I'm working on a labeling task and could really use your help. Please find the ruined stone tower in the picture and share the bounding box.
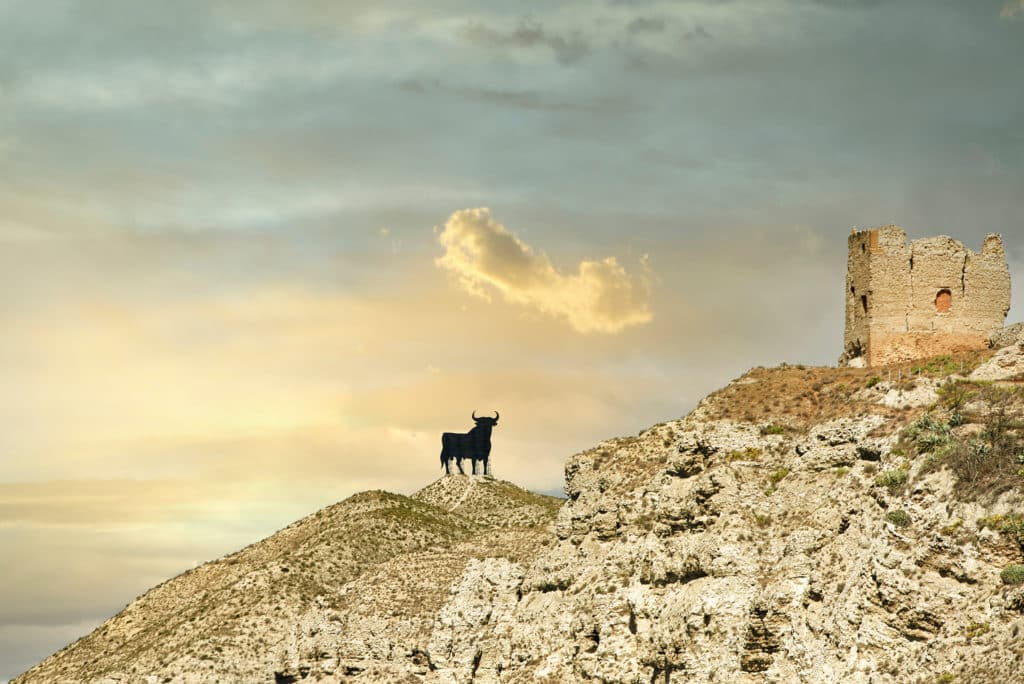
[840,225,1011,367]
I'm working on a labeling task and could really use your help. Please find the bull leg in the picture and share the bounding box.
[456,456,465,475]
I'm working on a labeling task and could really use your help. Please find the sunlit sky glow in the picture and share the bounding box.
[2,0,1023,678]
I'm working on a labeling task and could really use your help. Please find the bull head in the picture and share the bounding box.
[472,410,499,426]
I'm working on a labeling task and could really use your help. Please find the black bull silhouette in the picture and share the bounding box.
[440,411,499,475]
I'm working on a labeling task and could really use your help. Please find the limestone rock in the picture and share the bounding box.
[971,342,1024,381]
[989,322,1024,349]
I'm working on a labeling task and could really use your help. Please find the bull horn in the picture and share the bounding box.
[472,410,478,420]
[493,411,499,422]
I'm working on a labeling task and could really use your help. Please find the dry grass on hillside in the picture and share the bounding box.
[702,351,994,431]
[902,380,1024,501]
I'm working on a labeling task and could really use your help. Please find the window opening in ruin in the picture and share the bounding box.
[861,295,868,313]
[935,289,952,313]
[850,286,856,295]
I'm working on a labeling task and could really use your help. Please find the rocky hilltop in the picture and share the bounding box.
[16,343,1024,684]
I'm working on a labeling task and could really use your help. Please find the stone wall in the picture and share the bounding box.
[842,226,1010,367]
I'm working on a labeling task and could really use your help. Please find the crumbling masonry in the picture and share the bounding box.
[840,225,1011,367]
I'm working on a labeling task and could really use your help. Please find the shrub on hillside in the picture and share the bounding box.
[937,380,976,426]
[885,510,911,527]
[1000,564,1024,586]
[760,423,787,436]
[906,413,951,453]
[906,383,1023,497]
[727,447,762,462]
[875,468,908,491]
[978,514,1024,551]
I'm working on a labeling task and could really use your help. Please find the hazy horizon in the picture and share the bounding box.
[2,0,1023,679]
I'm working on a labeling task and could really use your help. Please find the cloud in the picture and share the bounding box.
[1003,0,1024,18]
[686,24,714,40]
[810,0,884,8]
[460,18,591,65]
[627,16,667,34]
[397,77,597,112]
[435,208,653,334]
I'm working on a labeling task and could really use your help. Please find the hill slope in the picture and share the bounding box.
[14,477,561,684]
[16,347,1024,683]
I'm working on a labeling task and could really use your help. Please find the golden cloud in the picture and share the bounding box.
[435,208,653,333]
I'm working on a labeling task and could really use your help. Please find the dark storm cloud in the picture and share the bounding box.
[809,0,886,8]
[397,77,607,112]
[685,24,714,39]
[627,16,668,33]
[460,18,592,65]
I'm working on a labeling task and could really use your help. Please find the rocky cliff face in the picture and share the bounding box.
[16,352,1024,684]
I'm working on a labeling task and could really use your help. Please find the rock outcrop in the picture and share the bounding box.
[15,360,1024,683]
[971,341,1024,382]
[990,322,1024,350]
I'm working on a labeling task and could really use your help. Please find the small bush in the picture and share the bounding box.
[906,413,950,453]
[885,510,911,527]
[760,423,787,436]
[866,376,882,388]
[999,516,1024,540]
[1000,564,1024,585]
[937,379,976,415]
[946,438,1014,490]
[834,467,849,476]
[875,468,908,491]
[940,520,962,536]
[769,467,790,485]
[935,673,955,684]
[965,622,990,640]
[977,513,1024,550]
[922,383,1024,496]
[727,447,762,462]
[754,513,771,528]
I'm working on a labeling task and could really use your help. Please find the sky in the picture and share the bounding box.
[1,0,1023,678]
